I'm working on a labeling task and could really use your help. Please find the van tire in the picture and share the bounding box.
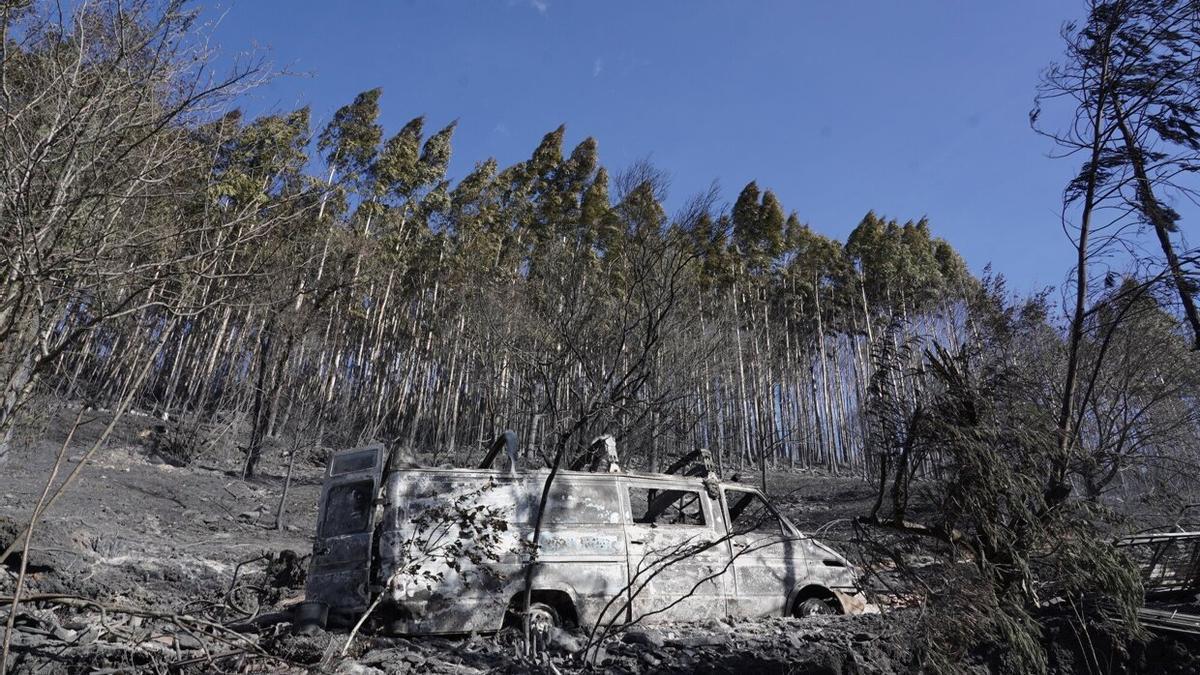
[293,602,328,635]
[505,591,578,630]
[794,596,837,617]
[527,602,561,631]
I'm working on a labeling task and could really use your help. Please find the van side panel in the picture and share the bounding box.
[719,487,810,617]
[378,471,628,633]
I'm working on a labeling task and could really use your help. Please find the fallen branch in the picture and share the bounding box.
[0,593,288,669]
[855,514,978,559]
[169,648,251,668]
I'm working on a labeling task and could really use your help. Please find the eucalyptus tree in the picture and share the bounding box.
[724,182,783,465]
[1099,0,1200,348]
[846,212,966,319]
[1036,0,1200,503]
[780,223,853,468]
[315,88,383,223]
[581,166,619,255]
[335,112,458,446]
[731,181,785,274]
[210,107,321,477]
[845,212,898,314]
[519,126,567,257]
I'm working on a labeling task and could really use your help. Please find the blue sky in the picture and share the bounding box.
[204,1,1088,293]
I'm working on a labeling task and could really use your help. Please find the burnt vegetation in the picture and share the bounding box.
[2,0,1200,673]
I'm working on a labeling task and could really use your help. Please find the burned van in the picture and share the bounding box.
[298,435,868,634]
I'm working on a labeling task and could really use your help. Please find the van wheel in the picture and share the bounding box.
[794,597,836,617]
[527,602,561,632]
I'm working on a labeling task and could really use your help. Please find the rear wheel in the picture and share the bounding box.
[527,601,561,632]
[794,597,837,617]
[293,602,328,635]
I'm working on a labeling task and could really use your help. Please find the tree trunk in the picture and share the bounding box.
[1111,95,1200,350]
[1055,32,1114,500]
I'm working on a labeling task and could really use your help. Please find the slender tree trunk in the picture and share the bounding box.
[1111,95,1200,350]
[0,352,36,465]
[731,285,752,468]
[244,318,275,478]
[1056,34,1114,498]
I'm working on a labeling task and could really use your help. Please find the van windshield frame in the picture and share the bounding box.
[722,488,791,537]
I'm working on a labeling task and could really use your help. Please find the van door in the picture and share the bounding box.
[306,445,384,622]
[622,480,730,622]
[722,488,806,617]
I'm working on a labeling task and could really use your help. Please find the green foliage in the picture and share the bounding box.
[318,88,383,176]
[211,107,311,207]
[846,211,969,315]
[731,181,785,272]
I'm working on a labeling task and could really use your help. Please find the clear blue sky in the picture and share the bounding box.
[204,0,1089,293]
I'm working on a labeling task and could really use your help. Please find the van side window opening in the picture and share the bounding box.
[323,480,374,536]
[628,487,706,526]
[725,490,784,536]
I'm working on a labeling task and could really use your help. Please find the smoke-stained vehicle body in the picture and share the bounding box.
[298,436,868,634]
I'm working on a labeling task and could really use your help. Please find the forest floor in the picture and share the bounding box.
[0,407,1193,673]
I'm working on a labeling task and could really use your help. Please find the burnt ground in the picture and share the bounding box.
[0,407,1193,673]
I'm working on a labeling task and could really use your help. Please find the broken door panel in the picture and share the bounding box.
[723,488,806,617]
[622,480,730,622]
[306,444,384,618]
